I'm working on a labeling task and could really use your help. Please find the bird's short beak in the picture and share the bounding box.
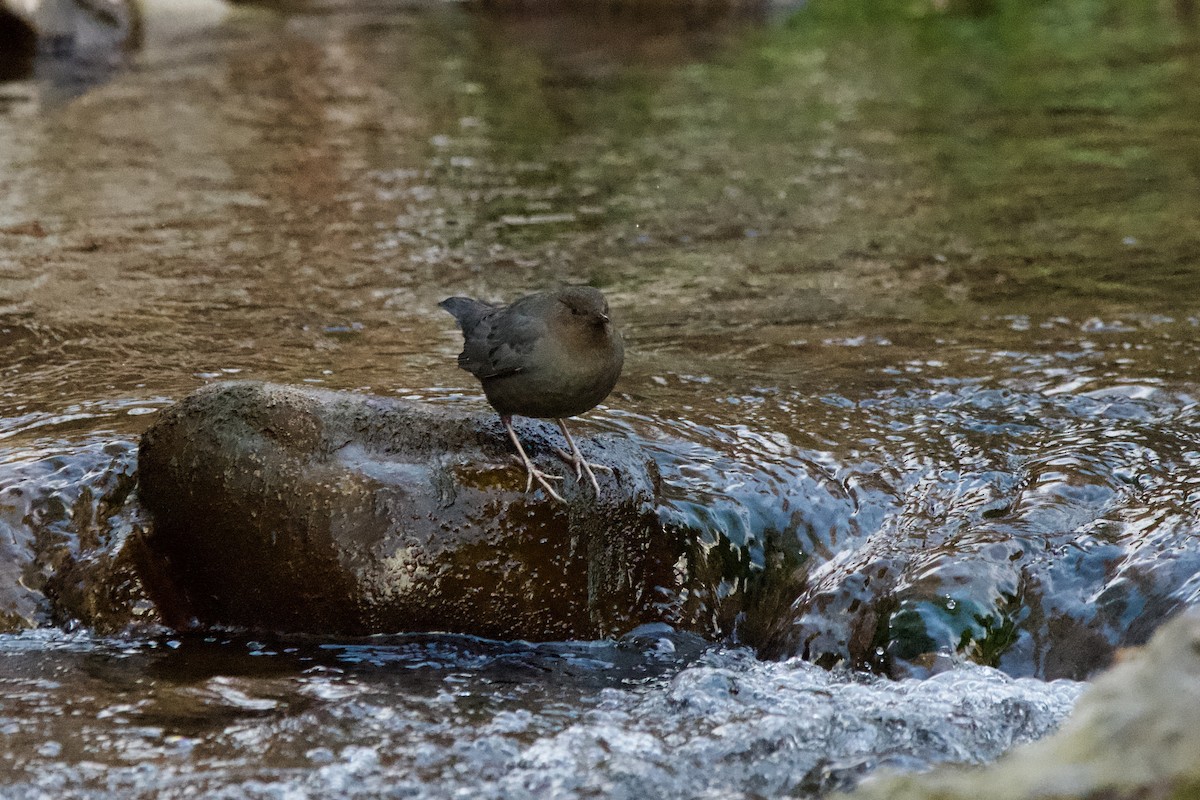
[599,313,610,324]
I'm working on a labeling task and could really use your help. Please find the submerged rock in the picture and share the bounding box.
[0,441,145,632]
[844,609,1200,800]
[135,381,683,639]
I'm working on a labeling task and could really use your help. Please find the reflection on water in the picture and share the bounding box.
[2,0,1200,795]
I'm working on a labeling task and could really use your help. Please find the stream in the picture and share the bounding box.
[2,0,1199,797]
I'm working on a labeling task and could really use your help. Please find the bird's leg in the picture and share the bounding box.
[553,418,611,495]
[502,415,565,503]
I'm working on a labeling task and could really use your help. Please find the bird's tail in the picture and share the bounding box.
[439,296,493,332]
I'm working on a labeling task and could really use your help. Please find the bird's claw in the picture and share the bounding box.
[553,420,615,495]
[552,447,611,494]
[552,448,613,474]
[529,469,566,502]
[510,455,566,502]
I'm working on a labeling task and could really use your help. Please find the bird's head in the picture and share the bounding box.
[556,286,612,330]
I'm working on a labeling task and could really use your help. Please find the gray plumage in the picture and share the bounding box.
[440,287,624,420]
[440,286,625,500]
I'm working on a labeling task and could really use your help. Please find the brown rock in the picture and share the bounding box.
[135,381,684,639]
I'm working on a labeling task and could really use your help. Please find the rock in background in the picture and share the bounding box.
[0,1,37,80]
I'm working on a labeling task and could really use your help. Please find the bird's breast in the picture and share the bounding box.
[482,329,623,419]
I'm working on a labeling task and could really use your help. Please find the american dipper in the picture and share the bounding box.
[440,286,624,502]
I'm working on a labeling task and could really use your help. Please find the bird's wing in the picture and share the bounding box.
[458,307,546,381]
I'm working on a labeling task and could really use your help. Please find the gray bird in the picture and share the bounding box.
[440,286,624,502]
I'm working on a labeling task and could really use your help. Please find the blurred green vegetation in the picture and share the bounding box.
[423,0,1200,323]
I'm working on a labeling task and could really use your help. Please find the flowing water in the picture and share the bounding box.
[1,0,1198,796]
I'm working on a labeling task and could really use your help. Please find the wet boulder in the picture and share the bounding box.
[134,381,683,639]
